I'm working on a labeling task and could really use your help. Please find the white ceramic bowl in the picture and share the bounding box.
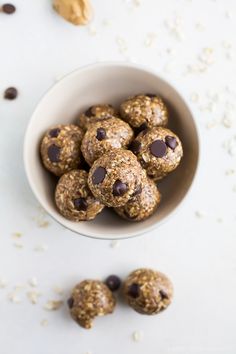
[24,62,199,240]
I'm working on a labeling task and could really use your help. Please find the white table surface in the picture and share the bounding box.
[0,1,236,353]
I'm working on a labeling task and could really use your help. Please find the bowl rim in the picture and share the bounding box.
[23,61,200,240]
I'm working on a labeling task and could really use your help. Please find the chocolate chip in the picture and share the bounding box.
[92,167,106,184]
[96,128,106,141]
[67,297,74,309]
[150,140,167,158]
[146,93,156,98]
[165,135,178,150]
[49,128,60,138]
[2,4,16,14]
[4,87,18,100]
[85,106,94,117]
[130,140,141,154]
[139,123,148,131]
[128,283,140,298]
[47,144,61,162]
[105,275,121,292]
[113,180,127,196]
[159,289,169,300]
[132,185,142,196]
[73,198,88,211]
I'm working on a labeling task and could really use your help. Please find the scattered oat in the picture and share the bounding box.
[110,240,120,248]
[164,14,185,41]
[221,114,232,128]
[34,243,49,252]
[27,290,41,304]
[12,232,22,238]
[52,286,64,295]
[33,207,50,228]
[195,210,205,218]
[132,330,143,342]
[87,24,97,36]
[195,22,205,31]
[28,277,38,288]
[225,168,235,176]
[8,292,22,304]
[44,300,63,311]
[116,36,128,54]
[40,319,49,327]
[0,277,7,289]
[102,18,111,26]
[198,47,214,65]
[144,32,157,47]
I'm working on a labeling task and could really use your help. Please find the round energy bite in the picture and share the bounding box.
[114,177,161,221]
[81,117,134,166]
[131,127,183,181]
[40,124,84,176]
[55,170,104,221]
[78,104,118,130]
[88,149,143,207]
[67,280,116,329]
[120,94,168,130]
[123,268,173,315]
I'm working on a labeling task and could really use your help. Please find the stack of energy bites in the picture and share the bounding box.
[40,94,183,222]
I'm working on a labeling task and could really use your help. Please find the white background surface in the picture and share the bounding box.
[0,0,236,353]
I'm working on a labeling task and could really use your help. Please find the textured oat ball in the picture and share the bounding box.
[114,176,161,221]
[120,94,168,130]
[88,149,144,207]
[55,170,104,221]
[81,117,134,166]
[130,127,183,181]
[78,104,118,130]
[67,280,116,329]
[40,124,84,176]
[123,268,173,315]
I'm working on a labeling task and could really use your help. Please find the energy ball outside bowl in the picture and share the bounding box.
[55,170,104,221]
[88,149,144,208]
[78,104,118,130]
[67,280,116,329]
[123,268,173,315]
[114,176,161,221]
[40,124,84,176]
[120,94,168,130]
[130,127,183,181]
[81,117,134,166]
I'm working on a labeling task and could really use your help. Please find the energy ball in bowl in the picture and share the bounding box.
[67,280,116,329]
[88,149,143,207]
[55,170,104,221]
[81,117,134,166]
[123,268,173,315]
[78,104,118,130]
[40,124,84,176]
[120,94,168,130]
[114,176,161,221]
[131,127,183,181]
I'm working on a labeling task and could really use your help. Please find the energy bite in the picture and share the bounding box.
[67,280,116,329]
[114,177,161,221]
[88,149,143,207]
[40,124,84,176]
[55,170,104,221]
[81,117,134,166]
[78,104,118,130]
[131,127,183,181]
[123,268,173,315]
[120,94,168,130]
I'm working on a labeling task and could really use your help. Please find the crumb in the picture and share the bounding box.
[144,32,157,47]
[28,277,38,287]
[87,25,97,36]
[110,240,120,248]
[44,300,63,311]
[52,286,64,295]
[0,277,7,289]
[12,232,22,238]
[27,290,41,304]
[132,330,143,342]
[40,319,49,327]
[195,210,205,218]
[8,292,22,304]
[13,242,23,249]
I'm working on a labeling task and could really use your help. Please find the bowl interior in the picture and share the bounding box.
[24,63,199,239]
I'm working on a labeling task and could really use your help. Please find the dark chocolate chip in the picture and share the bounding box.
[47,144,61,162]
[85,106,94,117]
[150,140,167,158]
[159,289,169,300]
[130,140,141,155]
[49,128,60,138]
[92,167,106,184]
[139,123,148,132]
[128,283,140,298]
[165,135,178,150]
[96,128,106,141]
[132,185,142,196]
[113,180,127,196]
[67,297,74,309]
[73,198,88,211]
[2,4,16,14]
[145,93,156,98]
[4,87,18,100]
[105,275,121,292]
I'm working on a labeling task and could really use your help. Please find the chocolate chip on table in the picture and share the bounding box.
[145,93,156,98]
[74,198,88,211]
[92,167,106,184]
[128,283,140,298]
[130,140,141,155]
[49,128,61,138]
[113,180,127,196]
[165,136,177,150]
[159,289,169,300]
[150,140,167,158]
[1,3,16,14]
[96,128,106,141]
[85,106,94,117]
[67,297,74,309]
[4,87,18,100]
[47,144,61,163]
[105,275,121,292]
